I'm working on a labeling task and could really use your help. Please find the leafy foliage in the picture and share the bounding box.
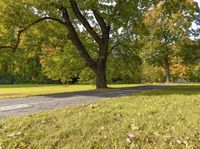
[0,0,199,84]
[141,0,198,81]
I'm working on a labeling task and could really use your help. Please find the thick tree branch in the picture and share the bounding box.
[90,8,110,58]
[92,9,110,35]
[61,7,96,69]
[69,0,102,45]
[0,17,65,51]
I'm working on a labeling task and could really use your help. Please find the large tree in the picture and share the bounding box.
[0,0,153,88]
[141,0,198,83]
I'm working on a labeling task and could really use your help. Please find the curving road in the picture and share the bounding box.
[0,85,170,119]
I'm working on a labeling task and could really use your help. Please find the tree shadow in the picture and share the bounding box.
[42,85,167,99]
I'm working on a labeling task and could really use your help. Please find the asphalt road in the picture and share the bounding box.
[0,85,169,119]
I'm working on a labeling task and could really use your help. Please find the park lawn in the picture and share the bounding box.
[0,84,142,99]
[0,85,199,148]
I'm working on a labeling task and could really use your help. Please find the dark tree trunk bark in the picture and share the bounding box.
[95,58,107,89]
[64,1,110,89]
[164,57,170,83]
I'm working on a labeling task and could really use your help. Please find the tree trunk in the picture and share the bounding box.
[61,2,110,89]
[95,58,107,89]
[164,57,170,83]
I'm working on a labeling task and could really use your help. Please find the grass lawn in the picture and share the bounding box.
[0,84,142,99]
[0,85,199,148]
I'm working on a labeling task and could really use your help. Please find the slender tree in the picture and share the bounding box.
[141,0,197,83]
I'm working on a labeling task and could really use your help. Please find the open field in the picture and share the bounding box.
[0,85,199,148]
[0,84,143,99]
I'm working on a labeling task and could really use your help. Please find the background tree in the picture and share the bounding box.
[107,39,142,83]
[141,0,198,83]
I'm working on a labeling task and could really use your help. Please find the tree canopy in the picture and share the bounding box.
[0,0,199,86]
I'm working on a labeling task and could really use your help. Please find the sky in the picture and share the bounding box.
[190,0,200,39]
[196,0,200,5]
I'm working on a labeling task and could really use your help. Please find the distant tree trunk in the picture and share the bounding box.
[10,64,15,84]
[164,57,170,83]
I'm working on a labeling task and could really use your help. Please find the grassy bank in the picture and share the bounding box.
[0,84,142,99]
[0,85,199,148]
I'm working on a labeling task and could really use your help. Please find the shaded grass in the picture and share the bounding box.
[0,85,199,148]
[0,84,142,99]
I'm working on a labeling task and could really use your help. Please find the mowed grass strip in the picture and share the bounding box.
[0,84,95,99]
[0,85,199,148]
[0,84,142,99]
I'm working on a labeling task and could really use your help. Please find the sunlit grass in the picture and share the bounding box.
[0,84,143,99]
[108,84,144,88]
[0,84,95,99]
[0,85,199,148]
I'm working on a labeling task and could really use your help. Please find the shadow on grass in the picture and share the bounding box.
[41,85,164,99]
[42,85,200,99]
[1,85,199,100]
[0,84,146,100]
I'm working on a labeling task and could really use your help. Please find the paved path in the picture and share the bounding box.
[0,85,169,118]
